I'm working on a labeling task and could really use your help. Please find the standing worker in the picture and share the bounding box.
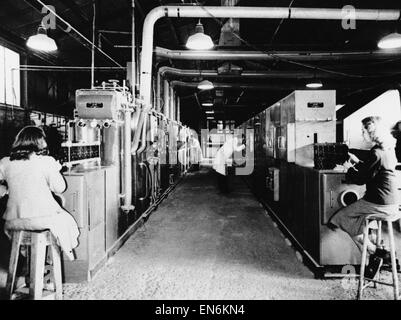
[212,134,245,193]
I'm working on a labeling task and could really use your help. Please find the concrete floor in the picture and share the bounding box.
[0,168,398,299]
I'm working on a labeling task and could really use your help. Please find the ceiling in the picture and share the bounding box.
[1,0,401,128]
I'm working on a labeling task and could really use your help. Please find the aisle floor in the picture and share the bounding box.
[61,168,392,300]
[0,168,397,299]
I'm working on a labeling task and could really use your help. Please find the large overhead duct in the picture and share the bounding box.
[170,81,305,90]
[154,46,401,62]
[133,5,401,155]
[157,66,351,80]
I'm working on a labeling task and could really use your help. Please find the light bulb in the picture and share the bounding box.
[27,27,57,52]
[306,80,323,89]
[198,80,214,90]
[186,22,214,50]
[378,32,401,49]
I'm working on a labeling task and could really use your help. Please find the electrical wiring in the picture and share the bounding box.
[269,0,297,45]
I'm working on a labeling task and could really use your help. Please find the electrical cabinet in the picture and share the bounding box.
[280,90,336,122]
[276,90,336,166]
[62,166,119,282]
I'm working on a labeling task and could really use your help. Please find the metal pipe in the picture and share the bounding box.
[20,64,126,70]
[164,80,170,118]
[170,80,311,90]
[137,113,148,154]
[98,30,132,35]
[135,5,401,151]
[170,86,175,121]
[156,71,161,112]
[91,1,96,88]
[155,46,401,61]
[131,0,136,94]
[177,96,180,123]
[158,66,344,79]
[120,0,136,213]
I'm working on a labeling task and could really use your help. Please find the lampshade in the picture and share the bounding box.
[27,26,57,52]
[186,22,214,50]
[306,80,323,89]
[378,32,401,49]
[198,80,214,90]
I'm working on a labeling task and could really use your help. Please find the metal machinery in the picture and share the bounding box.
[241,90,369,277]
[60,81,191,282]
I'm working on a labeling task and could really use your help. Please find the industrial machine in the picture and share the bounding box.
[240,89,375,276]
[60,81,191,282]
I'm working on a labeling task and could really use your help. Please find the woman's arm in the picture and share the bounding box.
[0,159,8,197]
[346,150,381,185]
[45,157,67,193]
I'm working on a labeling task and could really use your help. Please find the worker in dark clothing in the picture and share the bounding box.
[329,116,399,278]
[391,120,401,163]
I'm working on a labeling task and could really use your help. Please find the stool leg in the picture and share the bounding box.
[6,231,22,299]
[29,233,47,300]
[358,220,370,300]
[377,221,382,246]
[49,241,63,300]
[387,221,399,300]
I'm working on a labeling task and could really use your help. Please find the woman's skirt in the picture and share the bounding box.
[330,198,399,237]
[4,210,80,261]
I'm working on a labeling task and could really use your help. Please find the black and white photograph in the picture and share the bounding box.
[0,0,401,307]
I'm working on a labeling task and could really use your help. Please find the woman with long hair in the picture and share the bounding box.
[329,116,399,278]
[0,126,79,260]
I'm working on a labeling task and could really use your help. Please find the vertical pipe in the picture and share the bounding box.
[123,107,133,211]
[177,96,180,123]
[121,0,135,212]
[91,1,96,88]
[170,86,174,121]
[156,71,161,112]
[164,80,169,118]
[21,55,28,109]
[131,0,136,94]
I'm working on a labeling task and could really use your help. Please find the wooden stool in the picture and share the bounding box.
[358,214,401,300]
[6,230,63,300]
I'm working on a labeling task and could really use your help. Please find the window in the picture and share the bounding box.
[0,44,20,106]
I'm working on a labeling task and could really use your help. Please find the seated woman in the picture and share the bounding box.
[0,126,79,261]
[329,116,399,278]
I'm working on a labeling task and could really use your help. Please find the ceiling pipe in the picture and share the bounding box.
[170,81,307,90]
[158,66,343,80]
[164,80,170,118]
[155,46,401,61]
[134,5,401,154]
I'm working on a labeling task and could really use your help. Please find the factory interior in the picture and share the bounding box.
[1,0,401,303]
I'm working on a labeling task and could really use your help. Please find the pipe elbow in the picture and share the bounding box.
[144,6,166,28]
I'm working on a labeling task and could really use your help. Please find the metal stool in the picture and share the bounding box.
[6,230,63,300]
[358,214,401,300]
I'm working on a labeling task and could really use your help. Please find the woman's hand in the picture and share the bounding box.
[348,152,361,164]
[0,184,8,198]
[342,160,355,171]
